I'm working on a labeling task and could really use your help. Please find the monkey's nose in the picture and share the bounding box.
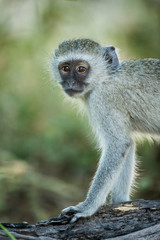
[67,79,76,87]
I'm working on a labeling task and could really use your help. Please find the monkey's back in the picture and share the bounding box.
[119,58,160,84]
[116,59,160,134]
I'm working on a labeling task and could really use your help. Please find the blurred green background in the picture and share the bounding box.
[0,0,160,223]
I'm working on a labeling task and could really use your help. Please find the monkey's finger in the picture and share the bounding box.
[70,213,82,223]
[61,207,78,216]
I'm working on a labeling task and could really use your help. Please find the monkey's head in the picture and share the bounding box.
[52,39,119,98]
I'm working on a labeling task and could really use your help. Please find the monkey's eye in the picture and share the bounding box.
[77,66,86,73]
[62,66,70,72]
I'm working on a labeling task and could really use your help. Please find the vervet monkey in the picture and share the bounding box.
[52,38,160,223]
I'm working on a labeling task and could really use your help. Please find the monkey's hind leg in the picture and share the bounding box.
[111,140,136,203]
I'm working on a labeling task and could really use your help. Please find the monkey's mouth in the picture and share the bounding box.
[64,89,83,96]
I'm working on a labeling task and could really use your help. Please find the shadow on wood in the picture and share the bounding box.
[0,199,160,240]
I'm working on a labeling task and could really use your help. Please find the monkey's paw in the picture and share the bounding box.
[61,202,98,223]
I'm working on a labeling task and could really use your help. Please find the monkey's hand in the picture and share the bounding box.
[61,201,99,223]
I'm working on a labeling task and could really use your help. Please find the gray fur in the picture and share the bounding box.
[52,38,160,223]
[54,38,102,57]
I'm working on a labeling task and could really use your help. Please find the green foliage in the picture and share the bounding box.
[0,224,17,240]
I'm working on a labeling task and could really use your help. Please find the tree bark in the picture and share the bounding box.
[1,199,160,240]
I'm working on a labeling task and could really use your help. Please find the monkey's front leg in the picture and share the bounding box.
[61,136,131,223]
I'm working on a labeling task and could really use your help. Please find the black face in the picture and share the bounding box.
[58,60,90,96]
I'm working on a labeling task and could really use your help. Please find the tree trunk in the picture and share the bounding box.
[1,199,160,240]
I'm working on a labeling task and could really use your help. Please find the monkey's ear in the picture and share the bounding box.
[103,46,119,73]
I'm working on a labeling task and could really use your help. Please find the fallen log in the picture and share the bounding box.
[0,199,160,240]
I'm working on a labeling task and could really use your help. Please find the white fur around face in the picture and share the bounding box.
[52,51,109,98]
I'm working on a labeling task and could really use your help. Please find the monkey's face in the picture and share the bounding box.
[58,60,90,97]
[53,39,119,98]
